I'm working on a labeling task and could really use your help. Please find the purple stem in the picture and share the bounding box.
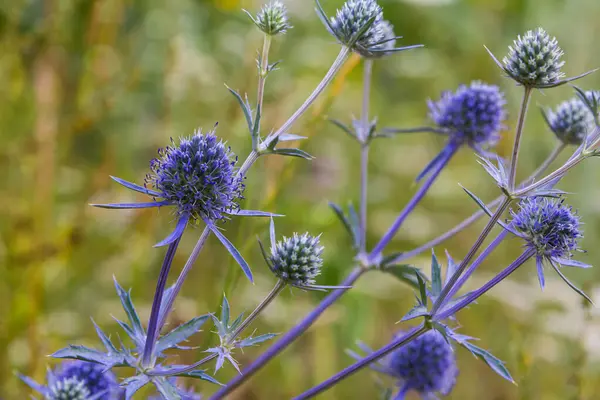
[141,238,181,367]
[436,249,535,320]
[210,267,366,399]
[437,229,510,312]
[369,142,459,260]
[293,325,429,400]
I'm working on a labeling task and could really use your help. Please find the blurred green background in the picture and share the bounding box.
[2,0,600,398]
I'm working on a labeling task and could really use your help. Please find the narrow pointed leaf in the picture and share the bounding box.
[431,251,442,297]
[401,304,428,322]
[460,185,516,233]
[122,375,151,400]
[156,315,209,353]
[91,201,171,209]
[278,133,307,142]
[18,374,47,394]
[110,176,161,197]
[416,272,428,307]
[270,148,314,160]
[549,259,594,304]
[208,223,253,282]
[176,369,222,385]
[536,257,546,290]
[229,313,245,332]
[314,0,336,38]
[91,319,118,354]
[221,295,230,328]
[236,333,277,348]
[153,377,181,400]
[382,264,426,290]
[483,45,506,72]
[155,213,189,247]
[113,277,145,338]
[329,118,358,140]
[51,345,121,366]
[269,217,276,251]
[225,85,253,133]
[555,258,592,268]
[460,341,514,383]
[227,210,283,217]
[328,202,356,246]
[257,238,273,268]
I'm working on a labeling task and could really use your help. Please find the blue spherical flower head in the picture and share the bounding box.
[55,361,119,399]
[511,197,589,291]
[388,330,458,399]
[543,97,595,145]
[269,232,324,287]
[428,81,507,152]
[147,129,244,223]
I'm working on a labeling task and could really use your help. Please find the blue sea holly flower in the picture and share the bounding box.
[316,0,421,58]
[19,361,121,400]
[542,97,595,145]
[413,81,506,182]
[510,197,592,298]
[350,331,458,399]
[93,127,278,279]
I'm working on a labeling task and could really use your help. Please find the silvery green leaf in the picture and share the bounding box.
[269,216,276,251]
[152,377,181,400]
[236,333,277,348]
[112,317,144,349]
[329,118,358,141]
[270,148,314,160]
[91,319,118,355]
[431,251,442,297]
[416,272,428,307]
[176,369,222,385]
[444,250,458,287]
[51,345,125,367]
[155,315,209,353]
[328,202,356,247]
[113,277,145,339]
[460,341,514,383]
[229,313,245,333]
[220,295,230,329]
[122,375,151,400]
[549,259,594,304]
[225,85,253,134]
[400,304,428,322]
[207,222,253,282]
[278,133,306,142]
[382,264,426,290]
[109,176,161,197]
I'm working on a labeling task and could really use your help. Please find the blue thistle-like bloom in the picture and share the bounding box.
[502,28,565,87]
[388,331,458,399]
[428,81,507,151]
[269,232,324,287]
[247,1,291,36]
[510,197,591,292]
[352,331,458,399]
[19,361,121,400]
[328,0,384,56]
[147,130,244,222]
[543,97,595,145]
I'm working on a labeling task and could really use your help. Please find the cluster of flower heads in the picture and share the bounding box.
[268,232,324,287]
[428,81,507,150]
[502,28,565,87]
[147,129,244,223]
[511,197,582,261]
[20,361,120,400]
[544,96,596,145]
[246,1,291,36]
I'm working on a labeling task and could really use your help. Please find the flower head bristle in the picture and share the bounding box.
[545,97,595,145]
[428,81,507,148]
[388,330,458,397]
[48,377,90,400]
[511,197,582,260]
[147,128,244,222]
[252,1,291,36]
[269,232,324,287]
[55,361,119,398]
[502,28,565,87]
